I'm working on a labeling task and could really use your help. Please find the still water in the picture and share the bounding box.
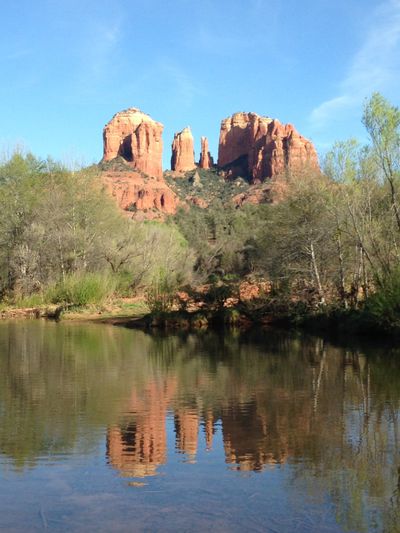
[0,321,400,532]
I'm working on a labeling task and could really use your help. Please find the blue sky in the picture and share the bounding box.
[1,0,399,169]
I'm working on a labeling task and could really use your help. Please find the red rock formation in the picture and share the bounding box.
[199,136,214,169]
[171,127,195,172]
[102,170,179,219]
[218,112,319,182]
[103,108,163,179]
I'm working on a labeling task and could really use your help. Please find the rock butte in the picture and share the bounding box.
[199,136,214,169]
[103,108,163,179]
[171,127,196,172]
[218,112,319,182]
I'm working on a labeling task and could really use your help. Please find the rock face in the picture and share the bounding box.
[218,112,319,182]
[199,136,214,169]
[103,108,163,179]
[102,170,179,219]
[171,127,195,172]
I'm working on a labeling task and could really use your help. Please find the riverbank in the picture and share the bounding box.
[1,294,399,340]
[0,298,149,325]
[297,307,400,338]
[114,303,400,339]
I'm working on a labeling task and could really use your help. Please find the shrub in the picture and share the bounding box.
[145,275,176,315]
[203,280,238,310]
[46,273,116,307]
[114,270,134,297]
[13,293,45,308]
[364,270,400,331]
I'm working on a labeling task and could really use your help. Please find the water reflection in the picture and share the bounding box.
[107,378,176,477]
[1,321,400,531]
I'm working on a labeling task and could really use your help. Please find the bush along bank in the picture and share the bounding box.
[128,271,400,339]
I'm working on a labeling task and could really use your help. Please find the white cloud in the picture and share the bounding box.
[310,0,400,129]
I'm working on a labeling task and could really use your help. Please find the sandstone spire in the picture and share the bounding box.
[171,127,196,172]
[199,136,214,169]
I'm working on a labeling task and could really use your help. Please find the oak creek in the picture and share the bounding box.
[0,320,399,532]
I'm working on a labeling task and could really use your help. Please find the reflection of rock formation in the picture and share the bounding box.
[221,401,283,471]
[105,336,379,479]
[174,409,199,461]
[220,392,315,471]
[106,376,307,476]
[203,410,215,451]
[107,424,165,477]
[106,379,296,476]
[106,379,176,477]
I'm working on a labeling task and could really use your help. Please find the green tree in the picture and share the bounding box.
[363,92,400,231]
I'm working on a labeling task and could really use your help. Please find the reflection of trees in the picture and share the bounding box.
[1,322,400,531]
[0,321,154,468]
[289,347,400,533]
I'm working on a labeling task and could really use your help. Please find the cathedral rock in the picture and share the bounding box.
[218,112,319,182]
[100,106,321,218]
[103,108,163,179]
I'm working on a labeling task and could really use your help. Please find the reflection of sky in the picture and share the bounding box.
[0,429,345,533]
[0,404,348,531]
[346,407,371,451]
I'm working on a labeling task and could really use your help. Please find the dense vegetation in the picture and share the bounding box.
[1,92,399,332]
[0,156,193,308]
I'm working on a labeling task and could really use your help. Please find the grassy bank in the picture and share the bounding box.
[0,296,148,324]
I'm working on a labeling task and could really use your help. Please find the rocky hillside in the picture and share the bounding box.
[164,168,275,209]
